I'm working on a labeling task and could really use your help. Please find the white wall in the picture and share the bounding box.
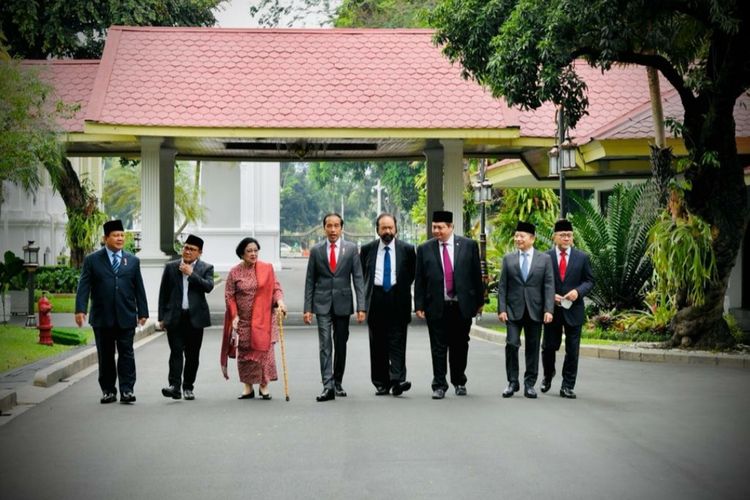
[188,161,280,272]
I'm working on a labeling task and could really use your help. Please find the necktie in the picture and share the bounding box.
[112,253,120,274]
[521,252,529,281]
[559,249,567,281]
[443,243,454,298]
[383,246,392,291]
[329,242,337,272]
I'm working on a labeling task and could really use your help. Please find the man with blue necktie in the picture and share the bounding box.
[75,220,148,404]
[360,214,416,397]
[497,221,554,399]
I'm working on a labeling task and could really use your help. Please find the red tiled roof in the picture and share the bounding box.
[22,60,99,133]
[86,27,516,129]
[590,89,750,140]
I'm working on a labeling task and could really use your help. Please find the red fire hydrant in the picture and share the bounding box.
[37,293,53,346]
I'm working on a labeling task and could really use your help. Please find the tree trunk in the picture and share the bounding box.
[49,158,98,268]
[675,91,746,348]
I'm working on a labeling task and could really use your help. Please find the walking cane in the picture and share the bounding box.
[277,312,290,401]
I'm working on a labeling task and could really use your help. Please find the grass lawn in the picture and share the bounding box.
[485,324,635,346]
[33,292,76,313]
[0,324,93,373]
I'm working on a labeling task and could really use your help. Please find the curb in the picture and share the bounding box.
[470,324,750,369]
[32,322,158,388]
[0,389,17,414]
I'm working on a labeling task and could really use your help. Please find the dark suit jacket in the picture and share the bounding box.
[304,239,365,316]
[157,258,214,329]
[414,235,484,320]
[547,248,594,326]
[75,247,149,329]
[359,238,416,324]
[497,249,555,322]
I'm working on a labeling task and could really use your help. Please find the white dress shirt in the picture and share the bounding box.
[374,239,397,287]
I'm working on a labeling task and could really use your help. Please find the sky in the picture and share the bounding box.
[213,0,342,28]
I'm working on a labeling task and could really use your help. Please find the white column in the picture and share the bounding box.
[139,136,169,317]
[441,139,465,236]
[159,147,176,255]
[139,137,165,259]
[423,140,445,239]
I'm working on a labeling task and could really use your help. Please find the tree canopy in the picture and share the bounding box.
[431,0,750,347]
[1,0,224,59]
[0,47,62,205]
[335,0,437,28]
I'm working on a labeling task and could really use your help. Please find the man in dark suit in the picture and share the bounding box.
[497,221,554,399]
[541,219,595,399]
[75,220,148,404]
[304,213,366,402]
[415,210,484,400]
[157,234,214,401]
[360,213,416,397]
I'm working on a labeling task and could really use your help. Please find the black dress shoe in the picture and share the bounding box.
[540,378,552,393]
[431,388,446,399]
[258,391,272,400]
[100,392,117,404]
[524,386,538,399]
[502,382,520,398]
[238,389,255,399]
[162,385,182,400]
[560,388,577,399]
[183,390,195,400]
[455,385,467,396]
[334,384,347,397]
[391,381,411,396]
[316,388,335,402]
[120,392,136,404]
[375,386,390,396]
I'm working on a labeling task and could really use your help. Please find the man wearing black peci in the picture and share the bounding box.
[158,234,215,401]
[541,219,594,399]
[497,221,555,399]
[415,210,484,400]
[75,220,148,404]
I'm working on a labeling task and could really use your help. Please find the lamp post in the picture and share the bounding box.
[372,179,386,215]
[548,106,578,217]
[473,159,493,306]
[22,241,40,328]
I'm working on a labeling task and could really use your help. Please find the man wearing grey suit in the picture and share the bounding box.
[497,221,555,399]
[304,213,366,402]
[158,234,214,401]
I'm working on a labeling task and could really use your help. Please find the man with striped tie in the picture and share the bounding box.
[497,221,554,399]
[75,220,148,404]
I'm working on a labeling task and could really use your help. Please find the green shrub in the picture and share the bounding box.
[35,266,80,293]
[50,327,89,346]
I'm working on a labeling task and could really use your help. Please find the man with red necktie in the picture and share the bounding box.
[415,210,484,400]
[303,212,366,402]
[541,219,594,399]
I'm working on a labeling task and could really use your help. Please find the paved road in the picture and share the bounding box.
[1,323,749,500]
